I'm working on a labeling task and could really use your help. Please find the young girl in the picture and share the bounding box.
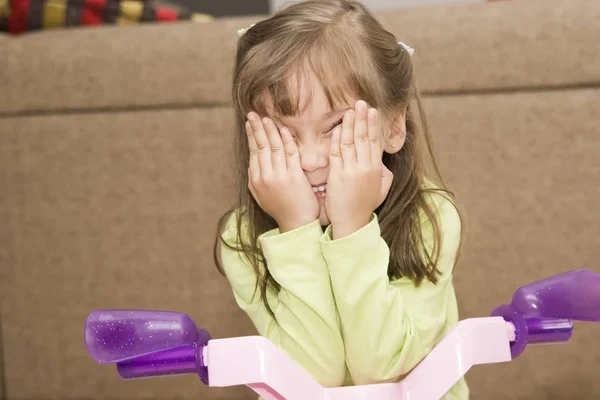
[214,0,468,398]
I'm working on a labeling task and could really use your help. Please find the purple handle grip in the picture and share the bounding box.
[511,269,600,321]
[524,317,573,344]
[84,310,211,384]
[497,306,573,359]
[491,269,600,359]
[116,344,205,381]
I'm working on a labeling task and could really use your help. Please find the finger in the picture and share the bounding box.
[246,121,260,177]
[280,127,301,171]
[247,112,272,174]
[340,109,357,163]
[262,117,286,172]
[367,108,383,162]
[354,100,370,164]
[329,125,343,169]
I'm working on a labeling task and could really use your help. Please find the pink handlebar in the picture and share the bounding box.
[84,269,599,399]
[85,312,571,380]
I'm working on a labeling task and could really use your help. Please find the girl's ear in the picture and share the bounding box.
[384,107,407,154]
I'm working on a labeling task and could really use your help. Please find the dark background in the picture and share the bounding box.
[173,0,270,17]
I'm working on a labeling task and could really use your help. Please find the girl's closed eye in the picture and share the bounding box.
[325,118,343,135]
[277,125,299,142]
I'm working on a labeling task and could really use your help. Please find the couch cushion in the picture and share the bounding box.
[423,88,600,399]
[1,0,599,115]
[1,88,599,399]
[0,107,257,399]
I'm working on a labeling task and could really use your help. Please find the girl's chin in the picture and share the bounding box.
[318,207,330,227]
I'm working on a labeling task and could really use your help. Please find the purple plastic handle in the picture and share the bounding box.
[84,309,211,384]
[116,344,207,382]
[524,317,573,344]
[491,269,600,358]
[510,269,600,321]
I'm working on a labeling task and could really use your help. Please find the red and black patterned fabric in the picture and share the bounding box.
[0,0,207,35]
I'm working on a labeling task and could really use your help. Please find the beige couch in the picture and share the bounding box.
[1,0,599,398]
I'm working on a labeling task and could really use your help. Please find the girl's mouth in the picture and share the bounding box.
[312,184,327,199]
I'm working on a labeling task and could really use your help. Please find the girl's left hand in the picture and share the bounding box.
[326,100,394,239]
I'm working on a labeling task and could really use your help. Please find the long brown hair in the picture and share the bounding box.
[213,0,464,317]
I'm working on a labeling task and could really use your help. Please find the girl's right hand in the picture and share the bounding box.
[246,112,320,233]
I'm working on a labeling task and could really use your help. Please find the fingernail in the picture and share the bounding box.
[355,100,366,109]
[262,118,269,125]
[247,112,256,120]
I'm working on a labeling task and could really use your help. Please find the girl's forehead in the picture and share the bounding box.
[262,71,354,122]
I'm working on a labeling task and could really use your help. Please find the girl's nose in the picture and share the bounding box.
[299,141,328,173]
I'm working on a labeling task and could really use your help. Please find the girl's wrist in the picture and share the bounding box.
[278,216,319,233]
[331,216,371,239]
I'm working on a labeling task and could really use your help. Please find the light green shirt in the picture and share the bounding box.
[219,190,469,399]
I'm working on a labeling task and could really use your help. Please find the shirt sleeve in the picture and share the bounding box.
[218,212,346,387]
[319,193,462,385]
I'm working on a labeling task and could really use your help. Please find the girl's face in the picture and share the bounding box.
[267,75,387,226]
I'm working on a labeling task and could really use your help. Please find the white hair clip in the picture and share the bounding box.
[398,42,415,56]
[237,23,255,37]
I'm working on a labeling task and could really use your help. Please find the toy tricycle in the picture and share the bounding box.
[84,269,600,400]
